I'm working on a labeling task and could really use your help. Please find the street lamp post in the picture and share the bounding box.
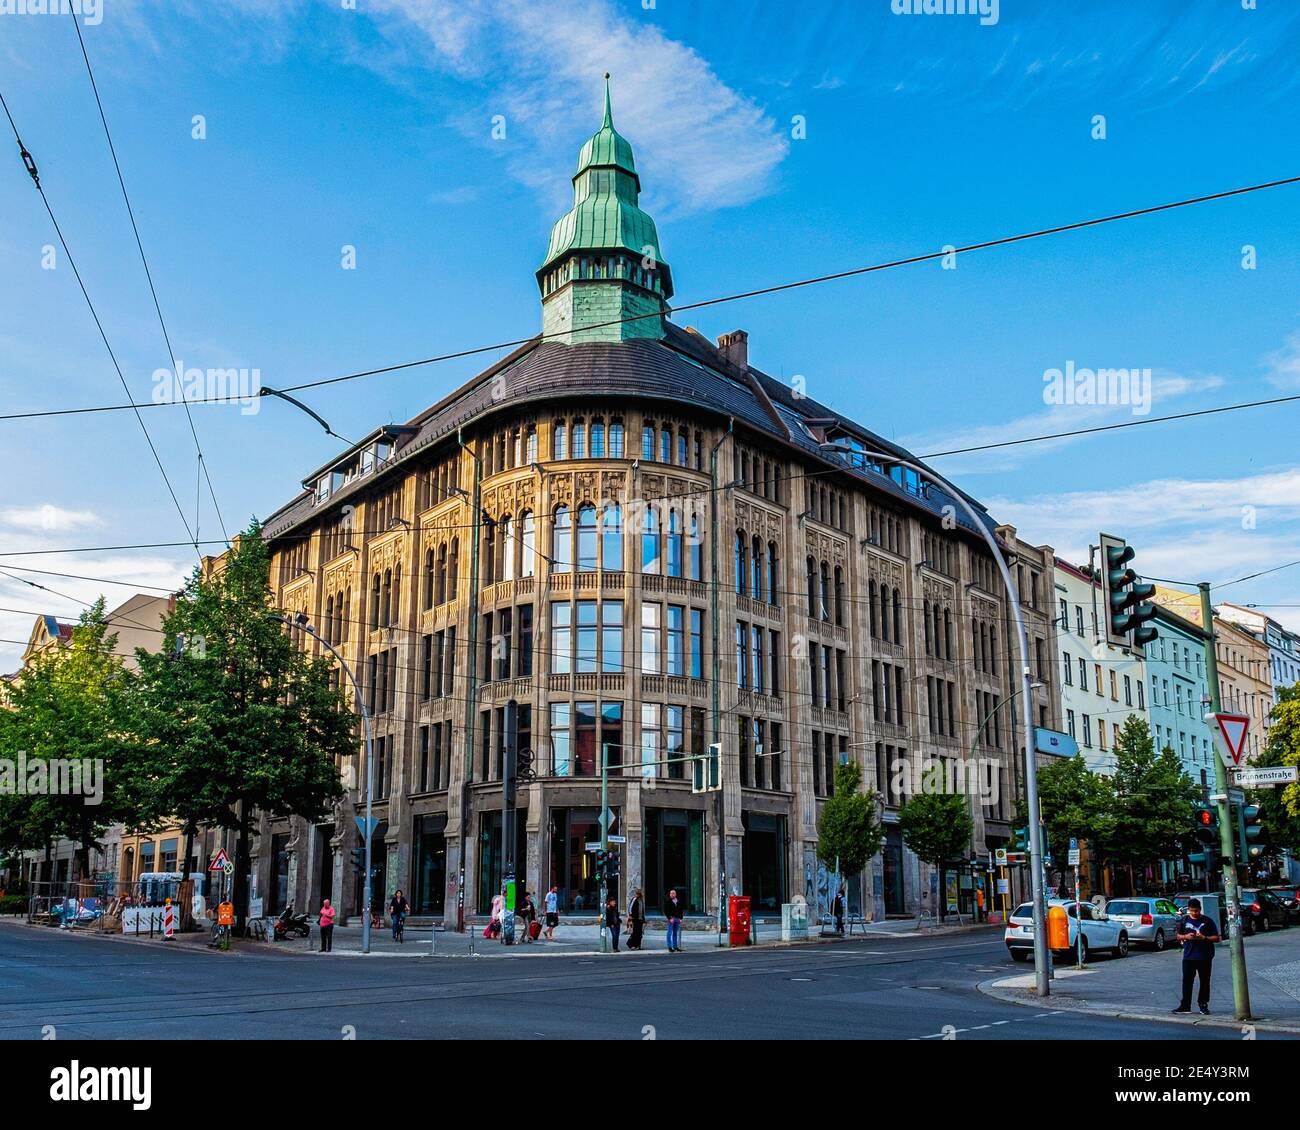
[818,442,1052,996]
[271,612,376,955]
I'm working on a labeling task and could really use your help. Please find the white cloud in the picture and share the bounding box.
[1265,332,1300,390]
[0,506,103,533]
[368,0,789,216]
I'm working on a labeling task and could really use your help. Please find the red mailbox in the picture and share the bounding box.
[728,895,752,946]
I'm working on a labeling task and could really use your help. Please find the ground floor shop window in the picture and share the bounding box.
[741,811,786,912]
[477,809,526,913]
[883,826,905,915]
[549,807,617,911]
[644,808,704,913]
[414,814,447,915]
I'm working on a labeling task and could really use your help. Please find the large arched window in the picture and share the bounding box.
[391,566,401,626]
[688,513,703,580]
[381,569,392,628]
[735,531,747,595]
[641,504,661,574]
[448,537,459,600]
[424,549,434,610]
[577,502,598,571]
[482,518,496,585]
[834,565,844,626]
[602,502,622,571]
[879,583,890,642]
[819,561,830,622]
[436,544,447,605]
[341,589,350,643]
[666,509,683,578]
[869,579,878,637]
[325,595,334,643]
[806,556,817,616]
[552,505,572,572]
[370,573,381,630]
[751,535,763,600]
[520,511,536,578]
[893,587,902,643]
[500,514,515,581]
[767,541,779,605]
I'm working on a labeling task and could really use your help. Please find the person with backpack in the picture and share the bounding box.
[664,888,685,952]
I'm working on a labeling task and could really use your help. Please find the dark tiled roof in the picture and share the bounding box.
[264,324,995,543]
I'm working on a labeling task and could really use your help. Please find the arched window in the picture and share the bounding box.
[424,549,434,610]
[381,569,392,628]
[943,607,952,658]
[552,505,572,572]
[879,584,890,642]
[436,544,447,605]
[677,430,688,467]
[834,565,844,626]
[688,512,703,580]
[641,424,654,461]
[924,600,933,654]
[767,541,779,604]
[325,595,334,643]
[751,535,763,600]
[666,508,683,578]
[572,420,587,459]
[602,502,622,571]
[520,511,535,578]
[500,514,515,581]
[553,421,568,460]
[735,531,747,595]
[591,419,605,458]
[609,419,624,458]
[869,579,878,637]
[342,590,350,643]
[660,427,671,463]
[819,561,830,621]
[483,518,496,585]
[893,587,902,644]
[806,556,817,616]
[641,504,661,574]
[577,503,598,571]
[525,426,537,464]
[391,566,401,625]
[448,538,459,599]
[932,604,942,658]
[370,573,381,630]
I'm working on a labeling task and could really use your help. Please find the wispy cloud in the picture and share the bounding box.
[1265,332,1300,390]
[368,0,790,216]
[1,506,103,533]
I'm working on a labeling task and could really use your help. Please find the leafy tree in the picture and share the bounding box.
[133,524,351,930]
[1259,686,1300,844]
[898,775,973,918]
[1034,752,1114,893]
[816,761,884,877]
[1103,715,1199,888]
[0,601,145,879]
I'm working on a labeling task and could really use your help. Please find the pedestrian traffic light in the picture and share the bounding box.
[350,847,365,875]
[1100,533,1159,648]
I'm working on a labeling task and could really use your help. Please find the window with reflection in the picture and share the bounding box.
[602,502,622,571]
[552,505,572,572]
[577,503,598,571]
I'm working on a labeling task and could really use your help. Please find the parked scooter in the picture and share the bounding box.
[273,904,312,940]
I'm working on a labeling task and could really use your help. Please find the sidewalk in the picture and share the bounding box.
[979,929,1300,1034]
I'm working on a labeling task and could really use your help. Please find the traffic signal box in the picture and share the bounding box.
[1100,533,1159,649]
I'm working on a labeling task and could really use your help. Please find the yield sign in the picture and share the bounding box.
[1208,712,1251,767]
[208,847,230,872]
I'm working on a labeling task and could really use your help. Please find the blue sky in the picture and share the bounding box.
[1,0,1299,669]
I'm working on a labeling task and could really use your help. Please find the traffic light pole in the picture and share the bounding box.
[1200,581,1252,1021]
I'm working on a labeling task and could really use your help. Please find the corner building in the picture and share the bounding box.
[257,90,1059,927]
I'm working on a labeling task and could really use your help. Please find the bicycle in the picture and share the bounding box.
[392,913,405,943]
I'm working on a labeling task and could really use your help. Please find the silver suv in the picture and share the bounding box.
[1102,897,1182,951]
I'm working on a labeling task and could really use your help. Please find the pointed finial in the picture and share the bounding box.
[602,73,613,127]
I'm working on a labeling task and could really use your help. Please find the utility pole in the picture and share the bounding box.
[502,697,518,944]
[1200,581,1252,1021]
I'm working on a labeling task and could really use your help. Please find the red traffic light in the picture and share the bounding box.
[1198,810,1212,826]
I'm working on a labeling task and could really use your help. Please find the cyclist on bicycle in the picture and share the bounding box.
[389,889,409,942]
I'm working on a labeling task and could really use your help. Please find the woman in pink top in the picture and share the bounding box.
[318,899,336,952]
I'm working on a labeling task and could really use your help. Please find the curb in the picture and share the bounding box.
[976,974,1300,1035]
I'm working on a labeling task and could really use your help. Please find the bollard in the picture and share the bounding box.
[163,898,175,942]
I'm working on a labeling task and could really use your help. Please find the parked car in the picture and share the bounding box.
[1171,893,1244,936]
[1240,888,1291,932]
[1258,887,1300,924]
[1004,899,1130,963]
[1102,897,1182,951]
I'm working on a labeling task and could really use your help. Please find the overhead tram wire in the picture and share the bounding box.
[0,87,199,558]
[68,10,229,546]
[1,174,1297,422]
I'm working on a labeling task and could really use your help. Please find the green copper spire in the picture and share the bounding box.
[538,76,673,344]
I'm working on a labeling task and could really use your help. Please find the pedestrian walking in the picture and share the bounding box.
[605,896,622,952]
[627,888,645,950]
[520,890,538,942]
[833,887,846,936]
[318,899,335,953]
[389,889,409,941]
[1172,897,1221,1015]
[544,884,560,940]
[664,887,685,952]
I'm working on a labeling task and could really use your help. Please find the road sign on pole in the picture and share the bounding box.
[208,848,230,871]
[1231,765,1297,788]
[1067,837,1080,867]
[1207,711,1251,767]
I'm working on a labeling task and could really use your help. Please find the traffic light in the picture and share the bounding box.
[1012,826,1030,853]
[350,847,366,875]
[1188,801,1219,867]
[1100,532,1159,649]
[517,747,535,782]
[1241,804,1264,860]
[692,742,722,793]
[594,849,607,882]
[607,849,620,881]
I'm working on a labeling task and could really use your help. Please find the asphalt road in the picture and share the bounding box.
[0,923,1273,1040]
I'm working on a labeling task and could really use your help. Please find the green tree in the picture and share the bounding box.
[1258,685,1300,846]
[1103,715,1199,889]
[133,525,351,930]
[816,761,884,877]
[1034,752,1114,894]
[898,775,973,919]
[0,601,146,878]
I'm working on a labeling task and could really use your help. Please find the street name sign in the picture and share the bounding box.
[1230,765,1298,788]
